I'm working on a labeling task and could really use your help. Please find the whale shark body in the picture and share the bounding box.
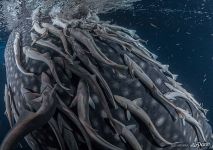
[1,7,213,150]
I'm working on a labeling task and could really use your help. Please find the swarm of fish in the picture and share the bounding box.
[1,6,212,150]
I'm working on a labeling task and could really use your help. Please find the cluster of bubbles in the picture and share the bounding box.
[0,0,139,31]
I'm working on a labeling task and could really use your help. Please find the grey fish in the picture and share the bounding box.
[41,23,70,56]
[23,46,71,91]
[111,118,143,150]
[67,37,117,109]
[176,107,206,142]
[74,80,122,150]
[31,7,48,37]
[56,95,92,150]
[68,28,127,70]
[14,32,34,76]
[124,54,179,120]
[30,32,73,63]
[114,95,178,147]
[48,118,66,150]
[0,83,57,150]
[4,84,14,128]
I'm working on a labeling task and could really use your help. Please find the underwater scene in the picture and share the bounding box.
[0,0,213,149]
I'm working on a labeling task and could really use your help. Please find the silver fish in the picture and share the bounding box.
[111,118,143,150]
[31,7,47,36]
[114,95,178,147]
[30,32,73,63]
[74,80,122,150]
[14,32,34,76]
[41,23,70,56]
[68,28,127,70]
[0,83,57,150]
[23,46,71,91]
[4,84,14,128]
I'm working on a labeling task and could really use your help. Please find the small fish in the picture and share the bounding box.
[4,84,14,128]
[150,23,159,29]
[67,40,118,109]
[74,80,122,150]
[176,107,206,142]
[31,7,48,37]
[124,54,178,120]
[111,118,143,150]
[0,83,57,150]
[57,95,92,150]
[68,28,127,70]
[30,32,73,63]
[114,95,178,147]
[41,23,70,56]
[48,118,66,150]
[13,32,34,76]
[23,46,71,91]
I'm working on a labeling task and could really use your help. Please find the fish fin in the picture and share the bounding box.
[24,92,40,101]
[32,96,43,103]
[42,52,51,59]
[129,63,135,78]
[182,118,186,126]
[70,96,78,108]
[172,74,178,80]
[89,97,96,110]
[114,133,120,141]
[162,65,169,71]
[132,98,142,106]
[129,30,136,37]
[25,56,29,63]
[40,72,51,92]
[21,86,31,95]
[126,110,131,121]
[152,53,158,59]
[120,135,127,143]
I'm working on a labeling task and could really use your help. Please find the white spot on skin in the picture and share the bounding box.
[183,129,186,136]
[118,110,125,121]
[139,61,146,68]
[92,119,99,128]
[14,73,18,79]
[32,86,38,91]
[30,67,35,72]
[91,95,99,104]
[172,134,179,140]
[13,87,16,93]
[112,82,119,89]
[122,88,129,96]
[109,49,114,53]
[135,82,142,88]
[17,101,21,108]
[150,99,158,106]
[156,117,165,126]
[100,110,107,119]
[155,78,162,85]
[189,136,192,142]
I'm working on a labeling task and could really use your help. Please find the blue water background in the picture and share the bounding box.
[0,0,213,148]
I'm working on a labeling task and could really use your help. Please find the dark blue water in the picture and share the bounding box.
[1,0,213,148]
